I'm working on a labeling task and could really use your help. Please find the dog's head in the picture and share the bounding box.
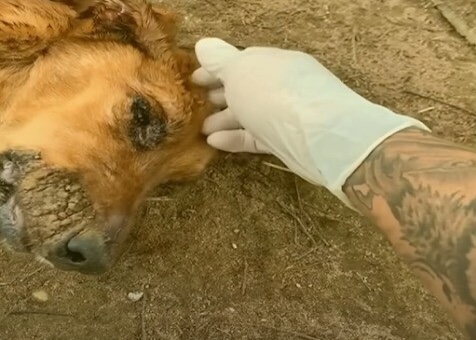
[0,0,215,274]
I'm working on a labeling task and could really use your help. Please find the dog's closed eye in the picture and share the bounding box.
[129,96,167,150]
[131,97,151,127]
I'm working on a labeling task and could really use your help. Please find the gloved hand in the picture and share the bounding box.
[192,38,430,210]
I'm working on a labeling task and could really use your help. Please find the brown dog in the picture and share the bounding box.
[0,0,215,274]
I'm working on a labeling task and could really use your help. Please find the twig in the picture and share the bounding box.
[355,272,372,292]
[403,89,476,117]
[300,212,331,248]
[293,182,332,248]
[292,248,318,262]
[241,260,249,295]
[384,15,444,33]
[294,178,303,212]
[418,106,435,114]
[140,280,152,340]
[146,197,173,202]
[301,202,341,223]
[262,162,293,174]
[293,223,300,246]
[432,1,476,46]
[7,310,73,317]
[141,293,147,340]
[301,201,355,230]
[217,328,232,336]
[351,25,358,64]
[277,201,317,248]
[247,323,319,340]
[0,267,43,286]
[293,179,305,247]
[21,267,43,282]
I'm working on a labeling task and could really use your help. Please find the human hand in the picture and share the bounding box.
[192,38,429,209]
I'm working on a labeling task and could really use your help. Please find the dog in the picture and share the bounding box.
[0,0,215,274]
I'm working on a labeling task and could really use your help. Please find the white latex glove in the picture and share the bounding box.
[192,38,430,210]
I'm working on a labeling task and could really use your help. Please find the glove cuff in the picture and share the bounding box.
[311,107,430,212]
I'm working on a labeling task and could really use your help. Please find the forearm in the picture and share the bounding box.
[343,127,476,339]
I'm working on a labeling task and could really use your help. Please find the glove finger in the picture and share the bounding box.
[195,38,240,81]
[191,67,221,88]
[206,129,270,154]
[208,88,227,109]
[202,108,242,135]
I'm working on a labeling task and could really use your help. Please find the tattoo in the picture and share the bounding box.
[343,128,476,338]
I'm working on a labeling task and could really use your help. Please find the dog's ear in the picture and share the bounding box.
[50,0,97,13]
[146,4,179,43]
[59,0,179,56]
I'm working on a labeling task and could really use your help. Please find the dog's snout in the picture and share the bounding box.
[47,214,129,274]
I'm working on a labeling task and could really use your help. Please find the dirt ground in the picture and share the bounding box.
[1,0,476,339]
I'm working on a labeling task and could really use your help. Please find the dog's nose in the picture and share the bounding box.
[47,214,128,274]
[63,231,108,272]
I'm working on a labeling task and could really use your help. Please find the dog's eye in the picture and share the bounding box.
[131,97,151,126]
[129,96,167,150]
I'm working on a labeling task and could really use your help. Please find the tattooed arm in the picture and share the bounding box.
[343,127,476,338]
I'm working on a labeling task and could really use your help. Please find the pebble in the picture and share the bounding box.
[127,292,144,302]
[32,290,49,303]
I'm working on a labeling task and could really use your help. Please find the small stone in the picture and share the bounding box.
[32,290,49,303]
[232,243,238,249]
[233,229,240,234]
[296,283,302,289]
[127,292,144,302]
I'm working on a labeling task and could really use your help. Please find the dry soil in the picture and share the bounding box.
[1,0,476,339]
